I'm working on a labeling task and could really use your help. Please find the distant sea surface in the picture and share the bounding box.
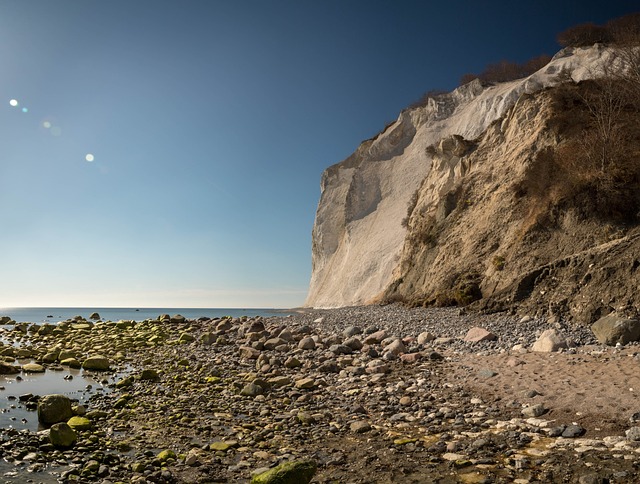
[0,307,292,324]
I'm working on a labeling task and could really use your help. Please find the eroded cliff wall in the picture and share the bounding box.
[305,45,639,321]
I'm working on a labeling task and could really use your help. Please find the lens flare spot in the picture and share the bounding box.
[9,99,18,107]
[85,154,95,162]
[43,121,52,129]
[21,107,28,113]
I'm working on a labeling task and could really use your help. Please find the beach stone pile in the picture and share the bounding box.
[0,306,639,483]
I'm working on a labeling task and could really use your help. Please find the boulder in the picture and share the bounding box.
[591,314,640,346]
[38,394,73,425]
[89,312,101,320]
[251,459,317,484]
[49,422,77,448]
[464,327,497,342]
[531,329,567,352]
[417,331,436,345]
[22,363,46,373]
[82,355,110,371]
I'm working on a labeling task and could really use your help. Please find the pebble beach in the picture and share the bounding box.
[1,305,640,483]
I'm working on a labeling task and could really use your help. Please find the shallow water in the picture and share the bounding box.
[0,364,122,432]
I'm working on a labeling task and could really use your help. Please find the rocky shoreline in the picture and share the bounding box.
[1,305,640,483]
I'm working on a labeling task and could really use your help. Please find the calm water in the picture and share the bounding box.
[0,307,291,324]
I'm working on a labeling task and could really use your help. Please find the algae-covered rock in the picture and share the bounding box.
[67,416,92,430]
[38,394,73,425]
[250,459,317,484]
[82,355,110,371]
[157,449,177,462]
[49,422,77,448]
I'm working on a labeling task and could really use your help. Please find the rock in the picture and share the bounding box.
[477,369,497,378]
[250,459,317,484]
[60,358,82,369]
[82,355,110,371]
[89,312,101,320]
[464,327,497,342]
[264,337,288,350]
[0,361,20,374]
[417,331,436,345]
[400,352,422,363]
[384,339,407,355]
[239,346,261,359]
[67,416,92,431]
[170,314,186,323]
[363,329,387,345]
[298,337,316,350]
[49,422,77,448]
[240,382,264,397]
[562,424,586,438]
[350,421,372,433]
[343,326,362,338]
[295,378,316,390]
[38,394,73,425]
[284,356,302,368]
[22,363,45,373]
[329,344,352,355]
[178,332,195,343]
[343,336,363,351]
[521,403,546,418]
[531,329,567,352]
[157,449,177,462]
[625,426,640,441]
[209,441,237,452]
[139,369,160,381]
[591,314,640,346]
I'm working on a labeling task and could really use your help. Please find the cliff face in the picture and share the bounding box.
[306,45,640,322]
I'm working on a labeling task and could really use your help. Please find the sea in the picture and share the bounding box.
[0,307,292,324]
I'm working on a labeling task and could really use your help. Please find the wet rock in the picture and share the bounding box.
[49,422,77,448]
[38,394,73,425]
[22,363,45,373]
[82,355,111,371]
[67,416,91,431]
[139,369,160,381]
[0,361,20,374]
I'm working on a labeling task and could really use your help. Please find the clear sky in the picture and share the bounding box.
[0,1,637,309]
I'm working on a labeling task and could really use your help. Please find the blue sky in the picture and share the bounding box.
[0,1,637,308]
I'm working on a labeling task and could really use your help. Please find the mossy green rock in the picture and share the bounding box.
[178,332,194,343]
[157,449,177,462]
[49,422,77,448]
[67,416,92,430]
[250,460,317,484]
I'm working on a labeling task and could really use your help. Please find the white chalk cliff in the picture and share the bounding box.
[305,45,625,309]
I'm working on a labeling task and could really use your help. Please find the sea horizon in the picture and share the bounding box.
[0,306,294,324]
